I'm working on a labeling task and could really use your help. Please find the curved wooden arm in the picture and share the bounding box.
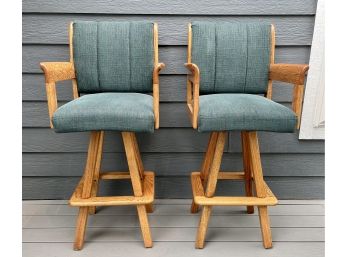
[185,63,200,84]
[40,62,76,129]
[40,62,75,83]
[269,63,309,129]
[153,63,165,129]
[269,64,309,85]
[185,63,200,129]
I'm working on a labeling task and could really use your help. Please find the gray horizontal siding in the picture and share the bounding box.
[23,129,324,153]
[22,0,317,15]
[22,0,323,199]
[23,177,324,199]
[23,153,324,177]
[23,15,314,45]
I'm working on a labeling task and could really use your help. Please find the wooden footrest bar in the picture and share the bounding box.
[99,171,131,180]
[69,171,155,207]
[191,172,277,206]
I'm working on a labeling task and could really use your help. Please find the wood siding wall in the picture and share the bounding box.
[22,0,324,199]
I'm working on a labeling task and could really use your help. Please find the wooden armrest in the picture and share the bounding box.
[185,63,200,84]
[153,63,165,129]
[184,63,200,129]
[40,62,76,129]
[153,63,165,84]
[40,62,75,83]
[270,63,309,129]
[269,63,309,85]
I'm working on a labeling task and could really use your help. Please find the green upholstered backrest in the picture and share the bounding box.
[72,21,154,93]
[191,22,271,94]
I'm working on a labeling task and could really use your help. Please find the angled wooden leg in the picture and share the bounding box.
[74,131,100,250]
[191,132,218,213]
[89,131,104,215]
[122,132,153,248]
[247,131,272,249]
[195,132,226,249]
[241,131,254,214]
[131,133,153,213]
[195,206,212,248]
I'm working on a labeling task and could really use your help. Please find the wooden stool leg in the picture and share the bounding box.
[195,132,226,249]
[241,132,254,214]
[247,132,272,249]
[191,132,218,213]
[122,132,153,248]
[74,131,100,250]
[195,206,212,248]
[89,131,104,215]
[131,133,153,213]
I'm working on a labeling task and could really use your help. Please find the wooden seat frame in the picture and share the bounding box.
[185,23,309,249]
[40,23,164,250]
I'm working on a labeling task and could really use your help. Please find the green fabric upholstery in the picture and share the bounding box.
[198,94,297,132]
[52,93,154,133]
[73,21,154,93]
[191,22,271,94]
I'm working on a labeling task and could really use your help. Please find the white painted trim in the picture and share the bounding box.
[299,0,325,139]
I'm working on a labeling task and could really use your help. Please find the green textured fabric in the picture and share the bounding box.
[198,94,297,132]
[192,22,271,94]
[52,93,154,133]
[73,21,154,93]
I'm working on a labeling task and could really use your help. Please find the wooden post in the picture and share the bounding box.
[195,132,226,249]
[246,132,272,249]
[73,131,100,250]
[191,132,218,213]
[241,132,254,214]
[89,131,104,215]
[122,132,153,248]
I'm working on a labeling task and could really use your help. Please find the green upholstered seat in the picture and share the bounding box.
[198,94,297,132]
[191,22,296,133]
[52,93,154,133]
[52,21,156,133]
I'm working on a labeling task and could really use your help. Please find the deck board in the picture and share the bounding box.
[22,200,324,257]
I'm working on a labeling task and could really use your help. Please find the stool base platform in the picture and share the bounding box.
[70,172,155,207]
[191,172,278,206]
[191,131,276,249]
[70,131,154,250]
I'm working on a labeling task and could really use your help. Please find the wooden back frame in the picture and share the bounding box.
[68,22,163,129]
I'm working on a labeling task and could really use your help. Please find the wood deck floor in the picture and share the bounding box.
[23,200,324,257]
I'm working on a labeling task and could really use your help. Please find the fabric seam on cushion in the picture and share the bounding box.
[243,25,249,93]
[129,22,132,92]
[214,23,217,93]
[96,22,101,92]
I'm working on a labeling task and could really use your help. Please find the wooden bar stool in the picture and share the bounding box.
[184,22,309,249]
[40,21,164,250]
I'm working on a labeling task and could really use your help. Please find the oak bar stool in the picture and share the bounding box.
[40,21,164,250]
[185,22,309,249]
